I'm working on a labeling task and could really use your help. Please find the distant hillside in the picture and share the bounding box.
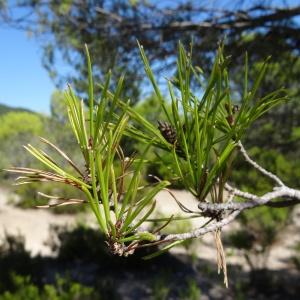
[0,103,33,116]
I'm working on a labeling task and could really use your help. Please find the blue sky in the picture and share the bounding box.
[0,0,299,114]
[0,27,55,114]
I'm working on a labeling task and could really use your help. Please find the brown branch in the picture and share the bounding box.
[116,6,300,33]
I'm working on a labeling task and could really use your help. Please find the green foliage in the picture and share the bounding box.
[0,100,86,214]
[0,112,44,171]
[118,42,287,202]
[134,94,169,124]
[0,228,198,299]
[0,233,42,293]
[11,183,87,214]
[0,229,147,299]
[50,90,69,124]
[0,112,43,140]
[232,146,300,193]
[8,42,288,260]
[0,93,82,176]
[234,51,300,188]
[0,274,99,300]
[233,148,288,194]
[133,95,183,187]
[8,46,169,255]
[179,278,201,300]
[0,104,31,116]
[0,100,84,212]
[226,229,255,251]
[151,273,202,300]
[151,271,171,300]
[232,280,247,300]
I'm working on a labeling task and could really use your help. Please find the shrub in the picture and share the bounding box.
[0,274,100,300]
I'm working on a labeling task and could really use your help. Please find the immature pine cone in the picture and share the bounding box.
[157,121,177,144]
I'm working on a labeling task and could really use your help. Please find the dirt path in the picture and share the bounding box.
[0,187,91,256]
[0,187,299,270]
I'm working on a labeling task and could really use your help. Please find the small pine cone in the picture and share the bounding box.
[157,121,177,144]
[226,115,234,126]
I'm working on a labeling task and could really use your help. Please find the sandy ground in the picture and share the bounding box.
[0,187,299,270]
[0,187,92,256]
[155,189,300,270]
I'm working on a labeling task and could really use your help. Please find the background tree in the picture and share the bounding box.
[1,1,299,162]
[1,0,300,99]
[0,111,44,172]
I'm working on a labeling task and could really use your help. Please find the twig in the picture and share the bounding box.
[156,210,241,242]
[238,141,285,186]
[148,143,300,243]
[198,186,300,211]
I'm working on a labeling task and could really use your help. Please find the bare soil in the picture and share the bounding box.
[0,186,299,271]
